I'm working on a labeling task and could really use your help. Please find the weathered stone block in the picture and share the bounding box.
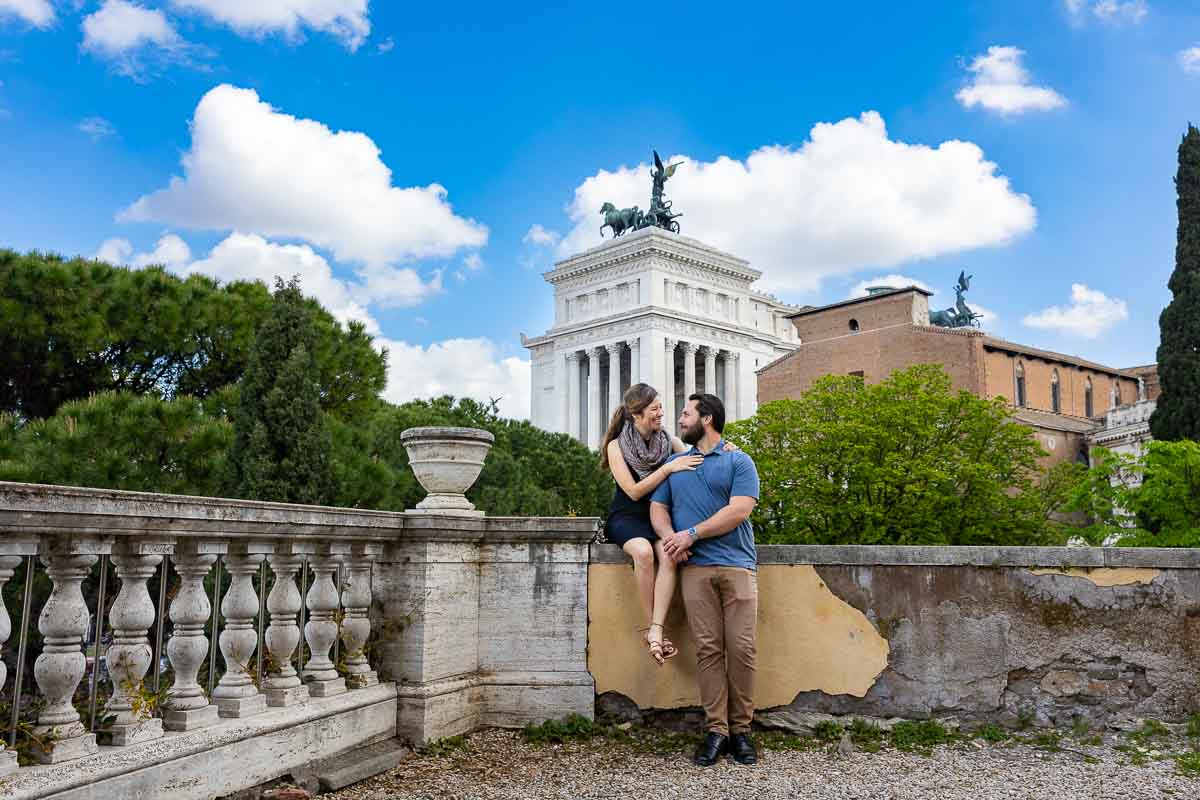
[163,704,220,732]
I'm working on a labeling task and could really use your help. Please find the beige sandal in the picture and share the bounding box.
[642,623,678,664]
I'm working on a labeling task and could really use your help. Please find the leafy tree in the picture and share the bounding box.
[228,278,334,504]
[0,249,386,421]
[1068,441,1200,546]
[724,364,1070,545]
[1151,125,1200,441]
[0,391,232,496]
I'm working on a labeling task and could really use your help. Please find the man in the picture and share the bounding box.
[650,393,760,767]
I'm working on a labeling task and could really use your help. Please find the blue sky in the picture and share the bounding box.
[1,0,1197,417]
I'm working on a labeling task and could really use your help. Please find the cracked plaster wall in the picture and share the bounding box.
[588,552,1200,730]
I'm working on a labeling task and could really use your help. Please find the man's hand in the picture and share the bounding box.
[661,531,693,563]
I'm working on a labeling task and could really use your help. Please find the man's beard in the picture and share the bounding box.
[680,423,703,445]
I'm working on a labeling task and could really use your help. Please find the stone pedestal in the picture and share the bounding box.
[0,749,17,775]
[163,704,220,732]
[216,694,267,718]
[374,514,596,745]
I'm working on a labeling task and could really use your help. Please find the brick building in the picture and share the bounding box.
[756,286,1142,466]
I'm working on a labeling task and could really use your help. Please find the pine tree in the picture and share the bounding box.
[228,278,334,504]
[1151,125,1200,441]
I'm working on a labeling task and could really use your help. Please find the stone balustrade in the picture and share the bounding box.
[0,426,598,800]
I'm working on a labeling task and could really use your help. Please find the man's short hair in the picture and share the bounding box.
[689,393,726,433]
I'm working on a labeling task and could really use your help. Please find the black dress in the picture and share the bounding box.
[605,456,659,547]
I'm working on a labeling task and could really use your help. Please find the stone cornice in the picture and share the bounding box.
[545,228,760,286]
[522,307,800,352]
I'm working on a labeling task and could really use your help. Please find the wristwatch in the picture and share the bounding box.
[687,526,698,541]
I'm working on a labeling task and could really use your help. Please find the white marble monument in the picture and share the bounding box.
[522,227,800,448]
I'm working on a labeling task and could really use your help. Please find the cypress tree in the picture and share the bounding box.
[1151,125,1200,441]
[228,277,334,504]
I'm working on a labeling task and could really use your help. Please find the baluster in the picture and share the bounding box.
[32,539,108,764]
[163,541,223,731]
[100,542,171,746]
[211,545,268,718]
[0,555,23,774]
[303,545,348,697]
[340,544,380,689]
[264,544,312,706]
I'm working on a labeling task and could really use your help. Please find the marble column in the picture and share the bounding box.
[264,545,310,707]
[629,337,641,385]
[566,352,580,443]
[586,347,603,450]
[663,338,677,429]
[726,352,740,422]
[212,546,267,719]
[703,346,717,395]
[102,544,167,746]
[607,342,623,417]
[682,342,698,404]
[304,545,348,697]
[163,541,222,732]
[33,547,101,763]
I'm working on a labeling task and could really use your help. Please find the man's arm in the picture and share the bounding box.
[660,496,756,561]
[650,501,675,541]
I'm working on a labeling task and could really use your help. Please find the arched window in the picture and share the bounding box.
[1015,361,1027,408]
[1050,369,1061,413]
[848,318,860,332]
[1113,381,1122,408]
[1085,377,1094,418]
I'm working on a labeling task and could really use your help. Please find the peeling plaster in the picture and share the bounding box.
[1029,568,1161,587]
[587,564,889,710]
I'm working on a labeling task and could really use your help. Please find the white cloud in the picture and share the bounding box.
[956,46,1067,116]
[120,84,487,268]
[170,0,369,51]
[556,113,1035,293]
[1179,46,1200,76]
[848,274,932,298]
[379,337,531,420]
[1067,0,1147,25]
[81,0,199,80]
[183,233,379,332]
[523,223,560,247]
[95,233,191,268]
[78,116,117,139]
[375,36,394,54]
[1022,283,1128,339]
[0,0,54,28]
[463,252,483,271]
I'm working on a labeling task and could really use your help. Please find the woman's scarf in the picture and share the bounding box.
[617,418,671,479]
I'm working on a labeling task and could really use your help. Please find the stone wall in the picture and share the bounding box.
[588,544,1200,732]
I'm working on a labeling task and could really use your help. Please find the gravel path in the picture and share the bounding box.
[326,729,1197,800]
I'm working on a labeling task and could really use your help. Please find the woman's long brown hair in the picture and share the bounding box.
[598,383,659,472]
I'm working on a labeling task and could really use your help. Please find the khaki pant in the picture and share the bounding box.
[680,565,758,736]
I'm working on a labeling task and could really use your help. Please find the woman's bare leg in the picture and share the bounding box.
[651,540,679,656]
[622,538,656,626]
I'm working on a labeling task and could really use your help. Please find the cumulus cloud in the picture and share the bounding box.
[81,0,200,80]
[375,36,393,54]
[120,84,487,267]
[170,0,370,51]
[78,116,117,139]
[956,46,1067,116]
[556,113,1035,293]
[181,232,390,332]
[1022,283,1128,338]
[0,0,54,28]
[1066,0,1147,25]
[379,337,531,420]
[1179,46,1200,76]
[523,223,561,247]
[95,233,192,268]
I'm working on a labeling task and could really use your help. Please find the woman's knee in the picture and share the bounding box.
[624,539,655,570]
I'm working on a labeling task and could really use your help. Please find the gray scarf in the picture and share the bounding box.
[617,419,671,479]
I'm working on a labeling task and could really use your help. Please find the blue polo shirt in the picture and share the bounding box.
[650,439,760,571]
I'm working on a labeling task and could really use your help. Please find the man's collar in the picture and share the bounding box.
[690,437,727,456]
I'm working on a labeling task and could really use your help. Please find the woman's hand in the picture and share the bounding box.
[666,455,704,474]
[722,441,740,452]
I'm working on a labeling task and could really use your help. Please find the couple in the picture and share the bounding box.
[600,383,761,767]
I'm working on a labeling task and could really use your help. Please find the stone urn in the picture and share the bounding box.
[400,426,495,516]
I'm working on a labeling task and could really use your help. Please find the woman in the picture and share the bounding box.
[600,383,728,664]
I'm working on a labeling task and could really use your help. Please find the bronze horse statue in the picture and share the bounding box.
[600,202,641,238]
